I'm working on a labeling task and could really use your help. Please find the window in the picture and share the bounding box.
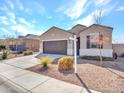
[87,36,90,48]
[86,33,103,49]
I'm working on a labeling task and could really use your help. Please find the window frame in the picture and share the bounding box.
[86,33,103,49]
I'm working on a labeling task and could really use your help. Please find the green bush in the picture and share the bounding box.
[2,50,9,59]
[23,51,33,55]
[58,56,74,71]
[38,57,53,67]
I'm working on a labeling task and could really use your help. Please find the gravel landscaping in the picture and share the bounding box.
[27,58,124,93]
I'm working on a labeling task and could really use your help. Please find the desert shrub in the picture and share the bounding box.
[0,45,6,51]
[80,56,114,61]
[17,51,23,54]
[2,50,9,59]
[38,57,53,67]
[58,56,74,71]
[23,51,33,55]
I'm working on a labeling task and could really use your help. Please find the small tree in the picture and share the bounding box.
[99,32,103,65]
[93,8,103,24]
[93,8,104,65]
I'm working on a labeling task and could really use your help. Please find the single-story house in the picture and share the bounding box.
[40,24,113,57]
[1,34,40,52]
[21,34,40,52]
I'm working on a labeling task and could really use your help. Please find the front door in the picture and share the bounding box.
[77,37,80,55]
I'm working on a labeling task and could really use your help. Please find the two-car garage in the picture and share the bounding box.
[43,40,67,54]
[40,26,73,55]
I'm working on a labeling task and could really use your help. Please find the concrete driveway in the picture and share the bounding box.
[1,54,39,69]
[36,53,65,59]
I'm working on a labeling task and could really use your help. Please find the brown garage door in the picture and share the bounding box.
[43,40,67,54]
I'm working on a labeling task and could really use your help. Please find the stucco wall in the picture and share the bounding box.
[40,28,73,40]
[40,27,74,55]
[113,44,124,56]
[69,25,86,37]
[79,25,113,57]
[23,38,40,52]
[80,49,113,57]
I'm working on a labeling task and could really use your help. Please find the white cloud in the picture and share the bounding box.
[0,20,9,25]
[11,25,43,35]
[33,31,44,35]
[0,5,9,12]
[57,0,112,20]
[6,11,16,25]
[24,1,46,16]
[76,4,117,26]
[25,8,32,15]
[103,3,118,15]
[6,0,14,10]
[5,0,24,10]
[0,16,9,25]
[0,28,11,35]
[116,6,124,11]
[7,11,16,19]
[57,0,91,20]
[11,25,30,35]
[0,5,16,25]
[0,16,8,21]
[94,0,111,6]
[0,0,44,36]
[76,14,94,26]
[18,17,34,27]
[16,0,24,10]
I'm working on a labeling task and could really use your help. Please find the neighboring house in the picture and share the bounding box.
[40,24,113,57]
[8,38,25,52]
[21,34,40,52]
[1,34,40,52]
[24,34,40,40]
[113,44,124,56]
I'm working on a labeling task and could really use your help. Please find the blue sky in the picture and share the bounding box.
[0,0,124,43]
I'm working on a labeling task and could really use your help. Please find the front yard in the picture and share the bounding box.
[27,57,124,93]
[0,50,36,60]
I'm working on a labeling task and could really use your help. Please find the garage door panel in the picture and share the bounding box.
[43,40,67,54]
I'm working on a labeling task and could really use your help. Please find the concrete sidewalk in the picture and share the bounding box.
[0,55,100,93]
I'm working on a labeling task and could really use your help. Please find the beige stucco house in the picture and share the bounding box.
[40,27,73,55]
[40,24,113,57]
[22,34,40,52]
[1,34,40,52]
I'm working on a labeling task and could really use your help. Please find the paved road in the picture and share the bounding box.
[0,55,100,93]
